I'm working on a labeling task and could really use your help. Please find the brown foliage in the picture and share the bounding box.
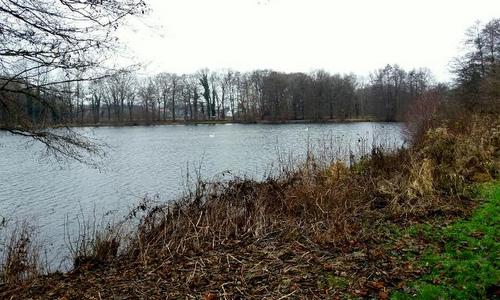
[404,90,442,144]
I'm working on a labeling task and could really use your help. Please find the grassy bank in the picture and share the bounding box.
[0,115,498,299]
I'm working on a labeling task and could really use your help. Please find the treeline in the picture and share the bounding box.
[0,18,498,127]
[452,19,500,112]
[89,65,437,124]
[0,66,436,125]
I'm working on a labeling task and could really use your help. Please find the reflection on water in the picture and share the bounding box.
[0,122,404,267]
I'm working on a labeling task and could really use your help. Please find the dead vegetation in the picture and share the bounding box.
[0,114,498,299]
[0,222,43,285]
[65,212,123,270]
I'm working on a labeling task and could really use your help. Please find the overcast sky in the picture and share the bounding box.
[118,0,500,82]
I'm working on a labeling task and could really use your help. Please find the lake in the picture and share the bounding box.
[0,122,404,268]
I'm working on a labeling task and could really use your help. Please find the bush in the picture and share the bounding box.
[418,115,499,195]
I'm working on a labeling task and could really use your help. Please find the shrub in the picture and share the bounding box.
[418,115,499,195]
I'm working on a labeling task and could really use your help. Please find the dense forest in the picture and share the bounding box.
[0,19,498,127]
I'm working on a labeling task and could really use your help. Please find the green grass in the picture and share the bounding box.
[326,275,349,289]
[392,182,500,300]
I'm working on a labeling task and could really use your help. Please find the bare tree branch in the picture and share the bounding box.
[0,0,147,164]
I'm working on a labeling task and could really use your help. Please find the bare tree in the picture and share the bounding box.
[219,70,234,120]
[138,78,156,123]
[105,70,136,122]
[88,80,106,124]
[155,73,172,122]
[0,0,147,163]
[453,19,500,112]
[170,74,179,122]
[197,69,211,120]
[209,72,218,119]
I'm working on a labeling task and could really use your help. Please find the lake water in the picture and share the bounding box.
[0,122,404,268]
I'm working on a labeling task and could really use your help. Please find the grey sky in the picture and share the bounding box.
[118,0,500,82]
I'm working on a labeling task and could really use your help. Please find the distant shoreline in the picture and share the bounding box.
[55,118,400,128]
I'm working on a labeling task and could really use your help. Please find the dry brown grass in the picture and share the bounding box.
[0,222,43,284]
[64,213,123,270]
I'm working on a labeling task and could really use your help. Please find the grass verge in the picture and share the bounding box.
[393,182,500,299]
